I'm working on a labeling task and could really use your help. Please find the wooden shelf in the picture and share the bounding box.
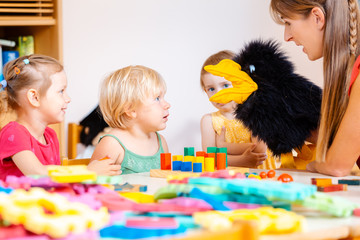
[0,17,56,26]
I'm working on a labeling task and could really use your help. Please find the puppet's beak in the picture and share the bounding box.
[204,59,258,104]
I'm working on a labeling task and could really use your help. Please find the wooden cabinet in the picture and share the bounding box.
[0,0,65,158]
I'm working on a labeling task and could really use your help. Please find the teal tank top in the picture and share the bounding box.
[99,132,163,174]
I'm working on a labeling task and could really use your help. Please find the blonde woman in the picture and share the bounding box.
[91,65,170,174]
[270,0,360,176]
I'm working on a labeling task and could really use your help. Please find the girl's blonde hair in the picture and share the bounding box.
[200,50,235,90]
[270,0,360,162]
[99,65,166,129]
[0,54,63,113]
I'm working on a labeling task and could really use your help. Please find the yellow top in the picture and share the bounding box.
[211,111,280,170]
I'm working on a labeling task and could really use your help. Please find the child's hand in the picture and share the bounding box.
[215,127,227,148]
[240,144,267,168]
[87,157,122,176]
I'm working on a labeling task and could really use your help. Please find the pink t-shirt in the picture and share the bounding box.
[0,121,60,180]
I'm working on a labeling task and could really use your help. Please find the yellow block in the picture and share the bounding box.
[205,157,215,172]
[172,155,183,161]
[184,156,195,162]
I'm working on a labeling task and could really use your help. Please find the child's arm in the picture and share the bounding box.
[89,136,122,176]
[160,134,169,153]
[12,150,48,175]
[200,114,216,151]
[215,127,266,154]
[227,145,267,168]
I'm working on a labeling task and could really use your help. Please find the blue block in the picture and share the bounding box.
[193,162,202,172]
[181,161,192,172]
[172,161,182,171]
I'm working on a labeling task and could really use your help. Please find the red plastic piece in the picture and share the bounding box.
[259,171,267,179]
[277,173,293,183]
[267,170,276,178]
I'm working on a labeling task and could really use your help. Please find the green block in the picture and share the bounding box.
[207,147,217,153]
[184,147,195,156]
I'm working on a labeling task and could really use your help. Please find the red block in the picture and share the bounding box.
[317,184,347,192]
[196,151,207,157]
[160,153,171,170]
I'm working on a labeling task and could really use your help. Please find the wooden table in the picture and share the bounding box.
[119,169,360,240]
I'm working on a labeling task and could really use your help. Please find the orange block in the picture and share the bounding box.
[216,153,226,170]
[161,153,171,170]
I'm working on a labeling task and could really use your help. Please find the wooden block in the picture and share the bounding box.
[217,153,226,170]
[196,151,207,157]
[161,153,171,170]
[204,157,215,172]
[150,169,199,178]
[184,147,195,156]
[61,158,91,166]
[150,167,249,178]
[173,155,183,161]
[338,179,360,185]
[317,184,347,192]
[184,156,195,162]
[311,178,332,187]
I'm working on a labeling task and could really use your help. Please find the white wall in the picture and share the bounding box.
[62,0,323,155]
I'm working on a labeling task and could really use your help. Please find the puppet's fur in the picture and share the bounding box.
[79,106,108,146]
[233,39,322,155]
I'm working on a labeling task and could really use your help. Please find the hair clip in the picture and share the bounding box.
[0,79,7,92]
[14,67,20,75]
[249,65,256,73]
[23,59,30,65]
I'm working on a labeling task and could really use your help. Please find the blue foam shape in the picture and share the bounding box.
[100,224,187,239]
[189,178,316,201]
[0,186,13,194]
[189,187,231,211]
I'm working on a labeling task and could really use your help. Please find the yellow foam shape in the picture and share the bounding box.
[120,192,155,203]
[193,207,304,234]
[0,188,109,238]
[47,165,97,183]
[205,59,258,104]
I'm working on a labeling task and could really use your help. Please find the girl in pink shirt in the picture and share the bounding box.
[0,55,120,180]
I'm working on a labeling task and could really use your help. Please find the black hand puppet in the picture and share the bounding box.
[79,105,109,146]
[205,39,322,156]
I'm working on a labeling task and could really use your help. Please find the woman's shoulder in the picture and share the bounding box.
[349,55,360,95]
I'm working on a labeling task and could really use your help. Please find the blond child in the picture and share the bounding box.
[91,65,170,174]
[200,50,280,169]
[0,55,120,180]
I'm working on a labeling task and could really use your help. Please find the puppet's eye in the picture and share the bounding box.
[249,65,255,73]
